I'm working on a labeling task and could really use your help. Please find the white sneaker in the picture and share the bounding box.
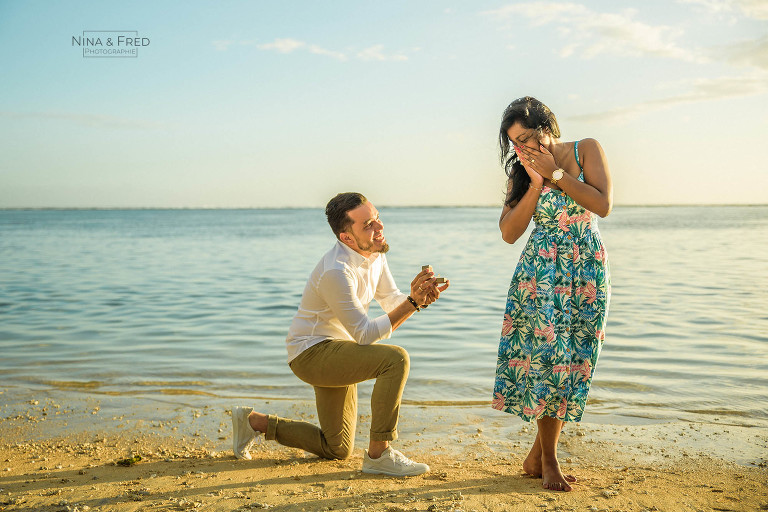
[232,406,260,460]
[362,447,430,476]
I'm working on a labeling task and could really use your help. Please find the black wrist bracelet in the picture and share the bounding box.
[406,296,421,311]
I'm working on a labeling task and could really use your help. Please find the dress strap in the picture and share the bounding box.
[574,140,584,181]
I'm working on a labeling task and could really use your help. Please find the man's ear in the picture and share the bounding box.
[339,231,354,247]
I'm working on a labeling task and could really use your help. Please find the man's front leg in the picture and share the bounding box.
[368,344,410,442]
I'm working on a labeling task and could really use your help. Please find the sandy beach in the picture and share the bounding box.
[1,387,766,512]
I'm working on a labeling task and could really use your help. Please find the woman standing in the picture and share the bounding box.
[493,96,612,491]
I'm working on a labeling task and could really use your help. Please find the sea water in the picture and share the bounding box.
[1,206,766,427]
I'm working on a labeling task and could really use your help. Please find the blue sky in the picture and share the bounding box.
[1,0,766,207]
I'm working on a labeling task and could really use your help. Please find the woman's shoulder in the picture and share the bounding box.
[574,138,602,150]
[574,138,606,160]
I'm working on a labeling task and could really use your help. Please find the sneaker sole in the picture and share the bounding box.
[361,467,429,477]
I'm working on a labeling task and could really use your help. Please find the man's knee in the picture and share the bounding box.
[384,344,410,372]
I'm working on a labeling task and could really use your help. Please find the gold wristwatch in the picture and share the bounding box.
[551,169,564,185]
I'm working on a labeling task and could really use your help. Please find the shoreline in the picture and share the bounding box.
[1,387,766,511]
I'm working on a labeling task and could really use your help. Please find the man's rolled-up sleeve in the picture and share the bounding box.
[319,269,393,345]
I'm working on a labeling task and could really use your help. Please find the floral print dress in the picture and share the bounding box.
[493,141,610,423]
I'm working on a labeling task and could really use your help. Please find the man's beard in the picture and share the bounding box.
[354,234,390,254]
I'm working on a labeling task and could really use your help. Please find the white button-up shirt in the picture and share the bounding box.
[285,241,407,363]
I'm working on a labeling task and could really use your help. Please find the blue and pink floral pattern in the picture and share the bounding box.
[493,173,610,423]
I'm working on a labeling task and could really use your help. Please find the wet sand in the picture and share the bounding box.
[1,387,766,511]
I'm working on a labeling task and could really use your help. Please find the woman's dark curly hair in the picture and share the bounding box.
[499,96,561,207]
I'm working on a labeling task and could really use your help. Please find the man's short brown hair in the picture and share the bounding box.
[325,192,367,239]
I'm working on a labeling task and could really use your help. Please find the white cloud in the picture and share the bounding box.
[677,0,733,14]
[257,38,306,54]
[215,37,408,62]
[308,45,348,61]
[356,45,408,62]
[484,3,703,62]
[738,0,768,19]
[248,38,349,60]
[569,73,768,123]
[677,0,768,20]
[715,34,768,70]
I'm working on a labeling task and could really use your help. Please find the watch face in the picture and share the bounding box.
[553,169,564,180]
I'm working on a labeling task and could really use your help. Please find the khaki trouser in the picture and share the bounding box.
[265,339,410,460]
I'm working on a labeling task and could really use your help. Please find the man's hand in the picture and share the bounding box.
[387,266,451,332]
[410,266,450,307]
[424,279,449,306]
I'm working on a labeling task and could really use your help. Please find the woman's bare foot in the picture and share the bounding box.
[541,455,573,491]
[523,448,542,477]
[523,453,576,481]
[522,439,576,482]
[522,427,576,482]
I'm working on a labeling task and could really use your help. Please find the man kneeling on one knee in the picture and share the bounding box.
[232,192,450,476]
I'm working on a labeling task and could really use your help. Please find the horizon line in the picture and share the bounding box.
[1,203,767,211]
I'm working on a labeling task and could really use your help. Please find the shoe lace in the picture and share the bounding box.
[390,449,415,466]
[244,432,263,451]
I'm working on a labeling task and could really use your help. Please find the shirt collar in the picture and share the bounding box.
[336,240,380,269]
